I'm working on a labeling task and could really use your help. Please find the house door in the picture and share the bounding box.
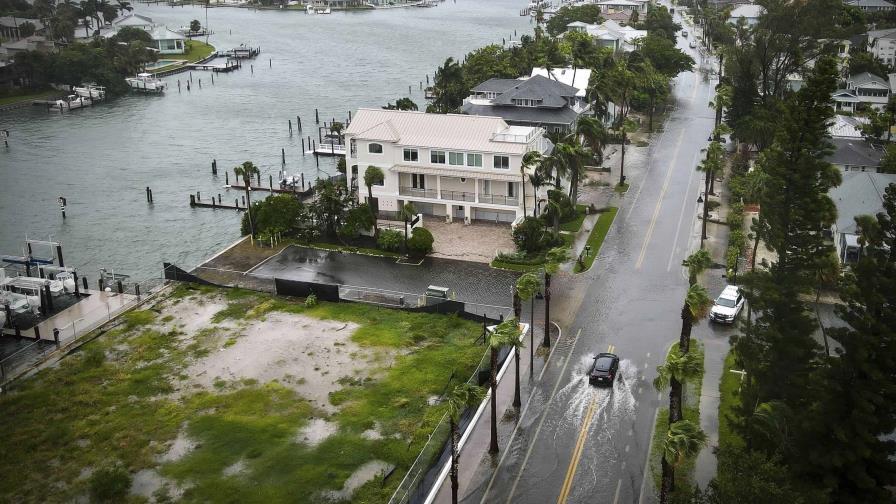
[453,205,465,219]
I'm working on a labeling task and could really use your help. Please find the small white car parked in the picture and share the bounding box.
[710,285,745,324]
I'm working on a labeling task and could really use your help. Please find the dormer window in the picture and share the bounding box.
[512,98,542,107]
[368,143,384,154]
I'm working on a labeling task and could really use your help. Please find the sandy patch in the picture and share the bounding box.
[159,297,229,336]
[183,312,368,412]
[321,460,394,502]
[297,418,338,446]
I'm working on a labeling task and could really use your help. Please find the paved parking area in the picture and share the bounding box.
[424,220,516,263]
[249,245,520,309]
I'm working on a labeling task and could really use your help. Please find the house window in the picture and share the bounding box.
[403,148,418,162]
[431,150,446,164]
[481,180,491,194]
[493,155,510,169]
[467,153,483,167]
[449,152,465,166]
[368,143,384,154]
[350,139,357,157]
[412,174,426,189]
[507,182,516,198]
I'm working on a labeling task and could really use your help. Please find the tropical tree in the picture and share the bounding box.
[429,57,465,113]
[555,140,592,206]
[330,121,345,144]
[190,19,201,33]
[542,247,569,348]
[660,420,707,503]
[697,141,724,244]
[654,349,703,425]
[447,382,485,504]
[679,284,712,354]
[528,169,549,217]
[495,317,524,408]
[521,151,542,217]
[637,60,669,133]
[234,161,260,237]
[383,97,418,111]
[487,318,517,453]
[516,273,541,377]
[576,115,607,166]
[363,165,384,228]
[605,58,637,185]
[682,249,712,286]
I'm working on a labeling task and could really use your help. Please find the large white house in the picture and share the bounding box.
[867,28,896,65]
[567,19,646,52]
[344,109,552,224]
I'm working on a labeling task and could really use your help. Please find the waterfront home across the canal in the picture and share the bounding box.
[461,74,589,134]
[147,26,187,54]
[344,109,553,224]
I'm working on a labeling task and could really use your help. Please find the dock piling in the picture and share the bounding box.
[196,191,201,201]
[212,159,217,174]
[301,137,305,154]
[235,198,239,207]
[117,280,123,294]
[315,109,319,124]
[349,110,352,121]
[218,194,222,203]
[82,276,88,291]
[409,85,412,94]
[211,74,214,85]
[269,58,272,67]
[298,115,302,130]
[198,78,201,88]
[242,195,246,206]
[282,148,286,164]
[269,175,273,191]
[146,186,152,203]
[251,64,254,75]
[58,196,66,219]
[289,119,293,134]
[301,173,305,188]
[256,172,261,186]
[190,194,196,206]
[225,171,229,185]
[178,80,181,92]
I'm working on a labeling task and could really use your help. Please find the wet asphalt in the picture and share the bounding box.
[466,33,739,504]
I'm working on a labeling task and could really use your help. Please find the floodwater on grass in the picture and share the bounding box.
[131,468,185,501]
[321,460,394,502]
[296,417,338,446]
[158,427,198,463]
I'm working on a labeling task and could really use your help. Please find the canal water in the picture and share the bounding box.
[0,1,531,279]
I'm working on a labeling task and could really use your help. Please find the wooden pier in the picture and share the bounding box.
[305,143,346,157]
[188,60,240,73]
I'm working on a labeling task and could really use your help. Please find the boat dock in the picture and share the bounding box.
[188,60,240,73]
[305,142,346,157]
[222,46,261,59]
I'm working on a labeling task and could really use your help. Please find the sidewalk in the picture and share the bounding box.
[430,300,560,504]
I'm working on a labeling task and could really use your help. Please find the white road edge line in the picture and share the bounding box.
[477,323,565,503]
[538,322,564,382]
[666,150,702,272]
[613,478,624,504]
[498,327,584,504]
[638,405,662,504]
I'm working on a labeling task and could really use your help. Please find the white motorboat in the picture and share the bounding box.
[306,4,316,13]
[1,291,30,314]
[51,95,92,110]
[316,6,331,13]
[73,84,106,100]
[126,73,167,93]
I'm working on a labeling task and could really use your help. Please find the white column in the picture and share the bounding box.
[446,203,452,223]
[436,175,442,200]
[474,178,479,203]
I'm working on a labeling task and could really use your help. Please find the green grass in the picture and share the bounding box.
[573,207,618,273]
[614,183,630,194]
[718,350,744,452]
[0,89,56,106]
[648,340,705,502]
[0,287,483,503]
[559,205,588,233]
[150,40,216,73]
[490,259,542,272]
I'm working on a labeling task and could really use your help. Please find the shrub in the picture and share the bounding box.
[305,294,318,307]
[339,204,375,239]
[89,466,132,503]
[377,229,403,251]
[241,194,306,236]
[543,189,576,224]
[512,216,547,253]
[407,227,434,256]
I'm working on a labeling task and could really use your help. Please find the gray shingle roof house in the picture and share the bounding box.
[825,138,884,173]
[462,74,589,133]
[846,0,896,11]
[829,172,896,263]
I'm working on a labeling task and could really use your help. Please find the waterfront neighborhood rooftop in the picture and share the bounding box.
[346,108,543,154]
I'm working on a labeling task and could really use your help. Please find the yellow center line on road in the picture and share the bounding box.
[555,344,615,504]
[635,128,686,270]
[556,394,598,504]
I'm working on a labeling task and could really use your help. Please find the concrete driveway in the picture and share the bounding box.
[424,220,516,263]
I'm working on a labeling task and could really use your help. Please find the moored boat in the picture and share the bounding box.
[126,73,167,94]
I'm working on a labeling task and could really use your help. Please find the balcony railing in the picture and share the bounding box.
[399,186,437,199]
[478,194,519,206]
[440,190,476,202]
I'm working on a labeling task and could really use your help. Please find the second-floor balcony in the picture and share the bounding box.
[478,193,519,206]
[440,189,477,202]
[399,186,437,199]
[398,186,519,206]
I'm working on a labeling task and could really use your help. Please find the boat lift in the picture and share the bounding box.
[1,239,65,277]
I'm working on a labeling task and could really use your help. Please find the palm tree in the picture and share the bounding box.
[542,247,568,348]
[654,350,703,425]
[639,61,667,133]
[679,284,712,354]
[447,382,485,504]
[545,189,564,240]
[234,161,260,237]
[555,140,591,207]
[605,58,636,186]
[697,141,724,244]
[681,249,712,286]
[488,318,517,454]
[516,273,541,377]
[521,151,542,217]
[576,115,607,167]
[660,420,707,503]
[363,166,384,233]
[528,169,548,217]
[494,317,524,408]
[330,121,345,145]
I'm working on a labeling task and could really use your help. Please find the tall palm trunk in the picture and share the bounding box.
[521,174,528,216]
[701,168,711,241]
[619,127,627,185]
[513,291,522,408]
[489,346,499,454]
[543,273,551,348]
[529,297,535,378]
[450,417,460,504]
[679,304,693,354]
[669,377,683,424]
[569,168,579,207]
[367,184,378,235]
[660,456,674,504]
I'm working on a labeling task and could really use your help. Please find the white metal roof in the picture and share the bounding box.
[346,108,539,154]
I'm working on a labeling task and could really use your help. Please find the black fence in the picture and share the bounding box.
[274,278,340,301]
